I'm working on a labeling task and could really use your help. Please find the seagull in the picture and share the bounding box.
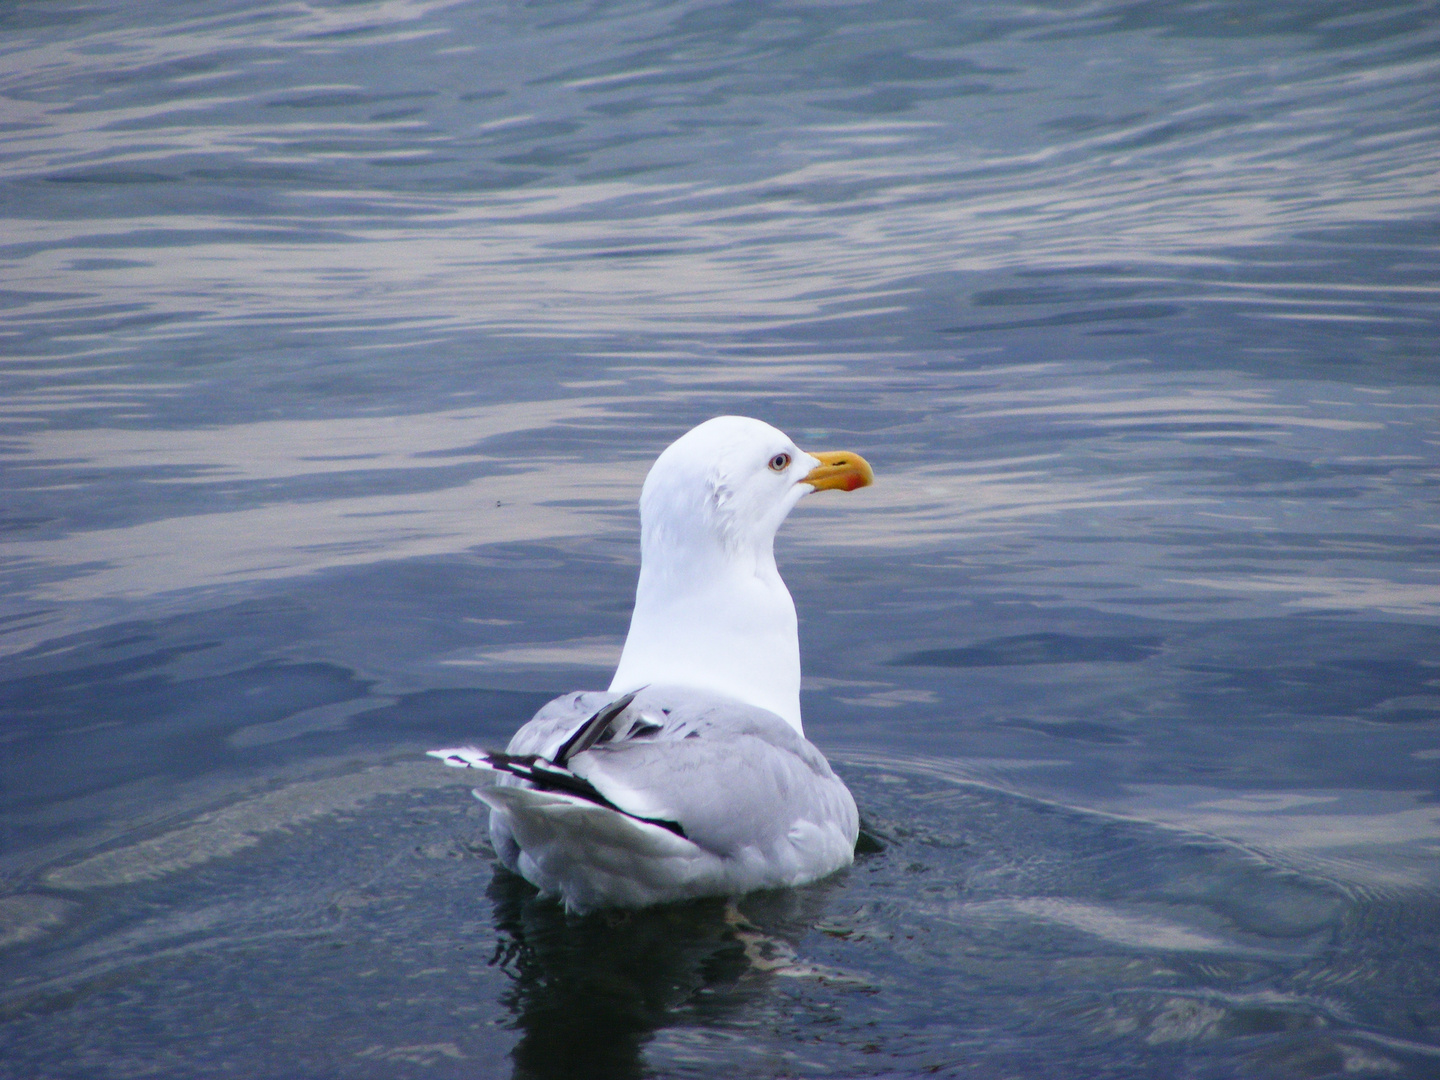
[430,416,874,911]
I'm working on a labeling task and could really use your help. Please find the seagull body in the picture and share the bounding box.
[432,416,873,911]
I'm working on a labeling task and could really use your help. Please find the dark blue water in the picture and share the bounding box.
[3,1,1439,1076]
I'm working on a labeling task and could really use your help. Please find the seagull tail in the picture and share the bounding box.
[473,783,704,911]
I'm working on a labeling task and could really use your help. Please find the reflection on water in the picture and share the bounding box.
[9,747,1436,1077]
[6,355,1436,636]
[489,872,848,1080]
[4,0,1436,343]
[3,0,1440,1075]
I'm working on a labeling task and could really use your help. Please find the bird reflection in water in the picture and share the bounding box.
[483,867,857,1080]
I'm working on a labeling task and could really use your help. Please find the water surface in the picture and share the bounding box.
[2,1,1439,1077]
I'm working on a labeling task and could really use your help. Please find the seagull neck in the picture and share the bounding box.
[609,535,805,734]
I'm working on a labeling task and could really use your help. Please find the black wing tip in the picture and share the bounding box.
[554,688,644,765]
[490,687,690,838]
[506,753,689,839]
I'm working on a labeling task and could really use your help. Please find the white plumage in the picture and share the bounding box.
[431,416,873,911]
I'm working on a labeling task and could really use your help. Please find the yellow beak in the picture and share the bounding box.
[802,450,875,492]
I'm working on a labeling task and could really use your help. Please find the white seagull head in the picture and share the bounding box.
[609,416,873,733]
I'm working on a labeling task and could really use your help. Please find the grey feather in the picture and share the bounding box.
[476,684,858,905]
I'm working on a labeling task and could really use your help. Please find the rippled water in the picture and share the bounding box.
[2,1,1439,1076]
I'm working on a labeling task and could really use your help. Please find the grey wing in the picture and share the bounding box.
[572,734,856,857]
[554,685,857,858]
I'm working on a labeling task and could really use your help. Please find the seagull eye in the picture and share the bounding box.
[768,452,792,472]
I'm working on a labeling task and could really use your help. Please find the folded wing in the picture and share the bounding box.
[429,685,858,910]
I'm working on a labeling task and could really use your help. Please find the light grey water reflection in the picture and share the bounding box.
[2,0,1439,1077]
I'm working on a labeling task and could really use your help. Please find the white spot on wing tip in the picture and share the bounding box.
[427,747,489,769]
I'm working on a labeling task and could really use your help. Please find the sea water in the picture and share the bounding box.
[2,1,1438,1076]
